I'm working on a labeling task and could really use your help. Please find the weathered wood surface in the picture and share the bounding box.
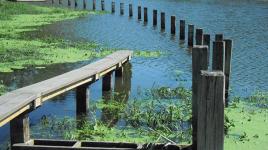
[197,71,225,150]
[13,139,192,150]
[192,45,209,150]
[0,50,133,127]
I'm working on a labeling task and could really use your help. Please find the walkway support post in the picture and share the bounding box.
[171,16,176,34]
[111,1,115,13]
[192,45,209,150]
[138,6,141,20]
[197,71,225,150]
[188,24,194,47]
[144,7,148,22]
[212,41,225,72]
[153,9,157,26]
[10,113,30,146]
[129,4,133,17]
[120,3,124,15]
[196,28,203,45]
[180,20,185,40]
[161,12,165,30]
[224,39,233,103]
[76,84,89,116]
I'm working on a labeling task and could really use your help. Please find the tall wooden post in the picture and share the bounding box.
[83,0,86,9]
[203,34,211,63]
[153,9,157,26]
[224,39,233,102]
[188,24,194,47]
[171,16,176,34]
[196,28,203,45]
[192,45,209,150]
[144,7,148,23]
[129,4,133,17]
[212,41,225,72]
[76,84,89,116]
[101,0,105,11]
[180,20,185,40]
[120,3,124,15]
[10,113,30,146]
[197,71,225,150]
[161,12,165,30]
[93,0,96,10]
[138,6,141,20]
[111,1,115,13]
[215,34,223,41]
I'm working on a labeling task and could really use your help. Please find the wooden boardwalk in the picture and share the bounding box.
[0,50,132,127]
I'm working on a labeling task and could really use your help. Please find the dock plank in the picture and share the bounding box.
[0,50,132,127]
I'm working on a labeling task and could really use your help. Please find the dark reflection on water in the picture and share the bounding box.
[1,0,268,148]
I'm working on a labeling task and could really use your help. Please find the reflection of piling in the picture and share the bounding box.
[144,7,148,23]
[76,84,89,117]
[59,0,61,5]
[83,0,86,9]
[138,6,141,20]
[101,0,105,11]
[120,3,124,15]
[68,0,71,6]
[161,12,165,30]
[188,24,194,47]
[180,20,185,40]
[171,16,176,34]
[93,0,96,10]
[74,0,77,8]
[223,39,233,105]
[111,1,115,13]
[52,0,54,4]
[153,9,157,26]
[129,4,133,17]
[196,28,203,45]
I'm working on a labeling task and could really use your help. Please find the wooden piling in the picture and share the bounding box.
[76,84,89,116]
[111,1,115,13]
[197,71,225,150]
[129,4,133,17]
[10,113,30,146]
[188,24,194,47]
[203,34,210,48]
[83,0,86,9]
[212,41,225,72]
[102,72,112,92]
[161,12,165,30]
[153,9,157,26]
[120,3,124,15]
[223,39,233,101]
[192,45,209,150]
[101,0,105,11]
[171,16,176,34]
[144,7,148,22]
[180,20,185,40]
[93,0,96,10]
[74,0,77,8]
[138,6,141,20]
[68,0,71,6]
[215,34,223,41]
[196,28,203,45]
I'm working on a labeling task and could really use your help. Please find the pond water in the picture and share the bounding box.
[0,0,268,148]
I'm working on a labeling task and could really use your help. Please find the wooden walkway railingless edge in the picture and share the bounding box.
[0,50,132,128]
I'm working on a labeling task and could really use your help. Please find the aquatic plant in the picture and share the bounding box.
[0,82,6,96]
